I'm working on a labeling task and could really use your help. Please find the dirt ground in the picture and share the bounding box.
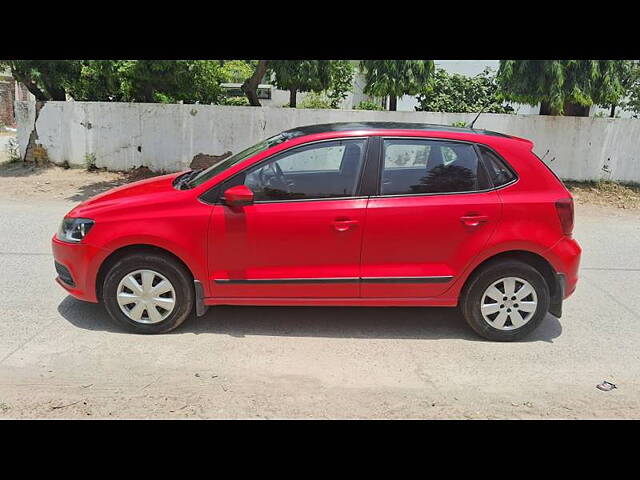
[0,162,162,203]
[1,160,639,419]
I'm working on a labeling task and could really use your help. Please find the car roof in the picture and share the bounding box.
[280,122,512,139]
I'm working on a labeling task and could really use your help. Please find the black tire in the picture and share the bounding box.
[460,260,550,342]
[102,252,194,334]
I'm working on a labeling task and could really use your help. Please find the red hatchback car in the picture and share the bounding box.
[52,122,581,341]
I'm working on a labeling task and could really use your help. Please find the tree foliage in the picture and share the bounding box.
[220,60,256,83]
[268,60,331,107]
[326,60,355,109]
[0,60,81,100]
[1,60,225,104]
[115,60,224,103]
[415,68,513,114]
[497,60,628,116]
[598,60,640,117]
[359,60,434,110]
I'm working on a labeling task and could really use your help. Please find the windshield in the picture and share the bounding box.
[186,133,289,188]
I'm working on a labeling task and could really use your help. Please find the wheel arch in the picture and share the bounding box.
[95,244,195,302]
[460,250,558,300]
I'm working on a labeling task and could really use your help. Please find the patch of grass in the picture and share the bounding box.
[5,137,20,162]
[84,153,97,171]
[565,180,640,209]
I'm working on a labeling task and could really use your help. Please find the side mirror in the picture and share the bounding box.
[223,185,254,206]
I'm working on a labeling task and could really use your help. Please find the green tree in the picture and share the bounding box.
[269,60,331,107]
[497,60,627,116]
[69,60,130,101]
[1,60,226,104]
[326,60,355,109]
[415,68,513,114]
[0,60,82,100]
[359,60,434,111]
[117,60,224,104]
[599,60,640,117]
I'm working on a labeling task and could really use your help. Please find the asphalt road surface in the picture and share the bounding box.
[0,197,639,418]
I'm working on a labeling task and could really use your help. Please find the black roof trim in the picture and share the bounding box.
[280,122,511,139]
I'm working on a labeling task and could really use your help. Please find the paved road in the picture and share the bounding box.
[0,198,639,418]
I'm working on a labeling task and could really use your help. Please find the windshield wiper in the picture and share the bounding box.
[174,169,203,190]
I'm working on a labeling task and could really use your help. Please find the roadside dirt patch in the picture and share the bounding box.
[566,181,640,210]
[0,162,164,202]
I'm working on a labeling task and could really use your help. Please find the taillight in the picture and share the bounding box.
[555,198,574,236]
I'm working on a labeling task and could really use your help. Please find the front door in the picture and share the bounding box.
[361,137,501,298]
[208,138,369,298]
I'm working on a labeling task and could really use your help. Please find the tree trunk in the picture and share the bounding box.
[610,104,616,118]
[562,101,590,117]
[389,94,397,111]
[289,88,297,108]
[539,101,554,115]
[10,70,49,101]
[242,60,269,107]
[46,84,67,101]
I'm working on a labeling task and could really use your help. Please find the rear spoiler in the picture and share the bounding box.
[506,134,535,150]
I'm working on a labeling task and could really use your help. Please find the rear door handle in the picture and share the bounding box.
[332,219,359,232]
[460,215,489,227]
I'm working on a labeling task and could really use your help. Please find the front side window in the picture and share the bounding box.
[244,139,366,201]
[380,139,488,195]
[186,133,290,188]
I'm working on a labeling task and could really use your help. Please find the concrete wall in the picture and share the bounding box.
[15,100,640,183]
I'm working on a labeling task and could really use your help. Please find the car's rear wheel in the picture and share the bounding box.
[103,252,194,334]
[460,260,550,341]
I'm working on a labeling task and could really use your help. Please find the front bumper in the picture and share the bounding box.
[51,235,107,303]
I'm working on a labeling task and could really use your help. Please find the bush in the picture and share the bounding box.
[355,100,384,111]
[298,92,333,109]
[219,96,250,106]
[5,137,20,162]
[416,68,514,114]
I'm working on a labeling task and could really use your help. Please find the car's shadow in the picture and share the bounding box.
[58,296,562,343]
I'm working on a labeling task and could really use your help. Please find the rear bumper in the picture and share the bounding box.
[549,272,565,317]
[51,235,107,303]
[544,236,581,317]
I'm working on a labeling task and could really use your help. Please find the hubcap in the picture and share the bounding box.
[480,277,538,330]
[116,269,176,324]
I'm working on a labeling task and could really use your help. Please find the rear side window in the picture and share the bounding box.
[478,145,516,187]
[380,139,488,195]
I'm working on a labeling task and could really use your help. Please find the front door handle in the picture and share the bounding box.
[460,214,489,227]
[332,219,359,232]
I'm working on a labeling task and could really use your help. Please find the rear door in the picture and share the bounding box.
[208,137,370,298]
[361,137,501,298]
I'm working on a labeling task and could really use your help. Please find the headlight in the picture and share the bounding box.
[56,218,95,243]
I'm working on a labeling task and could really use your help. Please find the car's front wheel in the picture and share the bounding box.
[102,252,194,334]
[460,260,550,341]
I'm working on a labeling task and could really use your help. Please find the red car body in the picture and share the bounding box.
[52,123,581,318]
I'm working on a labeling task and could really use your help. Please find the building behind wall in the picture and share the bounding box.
[0,68,16,127]
[0,68,32,128]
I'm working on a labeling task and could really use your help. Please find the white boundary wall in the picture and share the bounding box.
[15,100,640,182]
